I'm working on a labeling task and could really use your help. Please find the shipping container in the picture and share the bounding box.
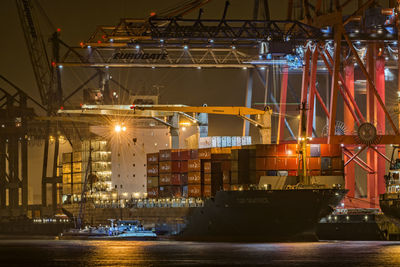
[159,161,185,173]
[147,153,159,165]
[188,184,202,197]
[288,170,298,176]
[309,144,321,157]
[278,171,289,176]
[204,173,212,184]
[188,171,202,184]
[159,149,172,161]
[277,158,287,170]
[182,185,188,198]
[62,153,72,164]
[321,144,342,157]
[307,157,321,170]
[331,157,343,170]
[147,187,158,198]
[310,170,321,176]
[147,176,159,188]
[203,185,212,197]
[203,161,211,173]
[286,157,298,170]
[73,162,82,172]
[62,164,71,174]
[72,172,82,183]
[171,173,188,185]
[146,164,158,176]
[267,170,278,176]
[159,173,171,185]
[73,152,82,162]
[190,149,198,159]
[188,159,201,172]
[62,174,71,184]
[255,157,276,170]
[171,150,190,161]
[321,157,332,170]
[72,183,83,193]
[198,148,211,159]
[223,183,230,191]
[63,184,71,195]
[254,144,277,157]
[159,185,182,198]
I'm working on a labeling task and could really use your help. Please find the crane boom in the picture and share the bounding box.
[16,0,54,106]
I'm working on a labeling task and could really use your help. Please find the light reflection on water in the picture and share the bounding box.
[1,240,400,266]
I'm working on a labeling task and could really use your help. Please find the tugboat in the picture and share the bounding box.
[60,219,157,240]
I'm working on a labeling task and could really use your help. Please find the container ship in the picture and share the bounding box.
[63,143,347,242]
[379,146,400,237]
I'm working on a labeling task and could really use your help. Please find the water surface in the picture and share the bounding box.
[1,239,400,266]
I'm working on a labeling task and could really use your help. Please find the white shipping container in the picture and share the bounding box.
[216,136,222,147]
[221,136,227,147]
[226,136,232,147]
[212,136,217,148]
[232,137,237,147]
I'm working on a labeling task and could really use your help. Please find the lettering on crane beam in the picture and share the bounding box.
[113,52,168,60]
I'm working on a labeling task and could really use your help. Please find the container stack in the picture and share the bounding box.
[158,149,189,198]
[146,153,159,198]
[146,144,344,197]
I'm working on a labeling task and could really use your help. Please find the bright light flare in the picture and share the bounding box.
[114,125,121,132]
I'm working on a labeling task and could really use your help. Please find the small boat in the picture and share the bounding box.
[60,219,157,240]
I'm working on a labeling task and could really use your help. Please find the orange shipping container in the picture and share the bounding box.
[307,157,321,170]
[321,144,342,157]
[188,184,202,197]
[188,159,201,172]
[204,173,212,184]
[188,172,202,184]
[277,158,287,170]
[203,161,211,173]
[159,173,171,185]
[159,149,172,161]
[286,157,298,170]
[256,157,277,170]
[255,144,277,157]
[198,148,211,159]
[159,161,185,173]
[203,185,212,197]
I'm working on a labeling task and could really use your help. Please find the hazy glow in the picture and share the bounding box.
[115,125,121,132]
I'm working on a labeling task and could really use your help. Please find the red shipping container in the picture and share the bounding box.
[288,170,298,176]
[223,184,230,191]
[276,144,287,157]
[286,144,298,156]
[203,161,211,173]
[188,159,201,172]
[286,158,298,170]
[159,149,172,161]
[321,144,342,157]
[159,173,171,185]
[159,161,183,173]
[147,187,158,198]
[198,148,211,159]
[222,170,230,184]
[307,157,321,170]
[188,172,202,184]
[188,184,202,197]
[204,173,212,184]
[147,153,159,164]
[331,157,343,169]
[190,149,198,159]
[146,164,158,176]
[180,160,188,173]
[255,144,276,157]
[170,173,188,185]
[277,158,287,170]
[179,150,190,160]
[203,185,212,197]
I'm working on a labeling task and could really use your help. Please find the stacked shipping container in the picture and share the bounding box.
[146,144,344,199]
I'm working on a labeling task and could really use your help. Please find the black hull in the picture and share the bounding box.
[176,189,347,242]
[380,193,400,226]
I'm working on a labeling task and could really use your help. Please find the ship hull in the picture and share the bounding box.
[174,189,347,241]
[380,193,400,226]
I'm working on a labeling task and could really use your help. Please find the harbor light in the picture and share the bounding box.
[114,125,121,132]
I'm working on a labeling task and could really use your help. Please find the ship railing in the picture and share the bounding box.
[91,197,205,208]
